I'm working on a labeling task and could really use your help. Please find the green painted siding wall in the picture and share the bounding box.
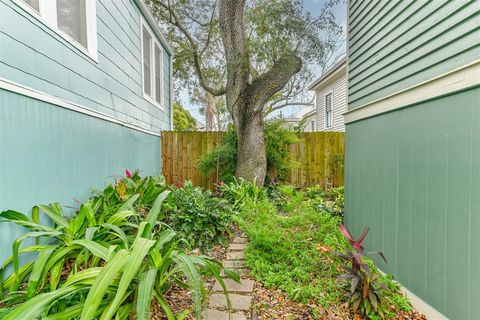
[0,89,161,265]
[348,0,480,109]
[0,0,172,130]
[345,86,480,319]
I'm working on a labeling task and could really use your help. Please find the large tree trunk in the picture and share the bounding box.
[235,108,266,184]
[217,0,301,185]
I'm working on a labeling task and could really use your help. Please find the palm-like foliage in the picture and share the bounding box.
[0,172,234,319]
[336,225,389,317]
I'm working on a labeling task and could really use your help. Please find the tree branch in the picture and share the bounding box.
[156,0,226,96]
[264,101,313,115]
[246,52,302,113]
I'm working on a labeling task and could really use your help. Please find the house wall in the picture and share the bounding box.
[346,0,480,318]
[314,72,346,132]
[0,0,171,265]
[302,113,316,132]
[0,0,172,131]
[345,87,480,319]
[0,89,162,264]
[348,0,480,110]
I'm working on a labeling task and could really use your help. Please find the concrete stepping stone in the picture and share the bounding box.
[202,309,247,320]
[223,260,245,268]
[233,237,248,244]
[227,251,245,260]
[213,278,255,293]
[208,293,253,311]
[228,243,247,251]
[222,268,250,277]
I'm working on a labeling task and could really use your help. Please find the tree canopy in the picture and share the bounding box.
[150,0,344,114]
[173,101,197,130]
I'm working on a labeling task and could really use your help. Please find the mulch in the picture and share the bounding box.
[251,282,427,319]
[151,243,229,319]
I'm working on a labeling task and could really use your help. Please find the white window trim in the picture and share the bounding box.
[141,17,165,110]
[15,0,98,62]
[325,90,333,129]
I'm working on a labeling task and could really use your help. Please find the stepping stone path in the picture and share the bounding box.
[203,235,254,320]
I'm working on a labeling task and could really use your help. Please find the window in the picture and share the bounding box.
[142,22,164,107]
[57,0,87,48]
[17,0,97,60]
[22,0,39,11]
[310,120,315,132]
[154,44,162,103]
[143,28,152,96]
[325,92,333,128]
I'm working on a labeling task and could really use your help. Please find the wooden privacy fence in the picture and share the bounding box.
[161,131,344,189]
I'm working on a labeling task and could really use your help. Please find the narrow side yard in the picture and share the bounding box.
[0,172,425,319]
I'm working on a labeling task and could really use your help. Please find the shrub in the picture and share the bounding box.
[199,120,298,182]
[0,172,234,319]
[164,181,233,251]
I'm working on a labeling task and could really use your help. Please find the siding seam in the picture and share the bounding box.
[0,78,161,136]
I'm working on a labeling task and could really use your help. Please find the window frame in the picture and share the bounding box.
[16,0,98,62]
[325,91,333,129]
[140,18,165,110]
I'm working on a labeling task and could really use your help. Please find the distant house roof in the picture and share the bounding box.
[302,108,316,118]
[308,57,347,91]
[135,0,174,56]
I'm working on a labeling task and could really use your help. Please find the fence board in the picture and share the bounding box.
[161,131,344,189]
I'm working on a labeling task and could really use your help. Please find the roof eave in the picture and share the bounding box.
[308,58,347,91]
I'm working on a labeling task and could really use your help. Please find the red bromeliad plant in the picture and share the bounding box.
[336,224,390,317]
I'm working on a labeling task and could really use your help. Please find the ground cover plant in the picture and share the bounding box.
[0,171,235,319]
[221,180,414,319]
[305,185,344,217]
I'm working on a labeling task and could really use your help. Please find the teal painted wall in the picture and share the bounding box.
[0,0,172,130]
[348,0,480,109]
[0,89,161,264]
[345,86,480,319]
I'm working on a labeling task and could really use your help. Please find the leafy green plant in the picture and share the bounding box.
[199,120,298,182]
[164,181,233,251]
[220,178,266,211]
[305,186,344,217]
[271,185,304,212]
[0,173,235,319]
[336,225,389,317]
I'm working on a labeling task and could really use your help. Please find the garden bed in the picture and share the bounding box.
[0,174,425,319]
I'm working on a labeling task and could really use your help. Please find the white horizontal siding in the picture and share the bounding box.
[314,72,347,132]
[302,113,316,132]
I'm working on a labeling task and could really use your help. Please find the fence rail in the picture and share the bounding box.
[161,131,344,189]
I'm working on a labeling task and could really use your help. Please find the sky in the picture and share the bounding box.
[180,0,347,125]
